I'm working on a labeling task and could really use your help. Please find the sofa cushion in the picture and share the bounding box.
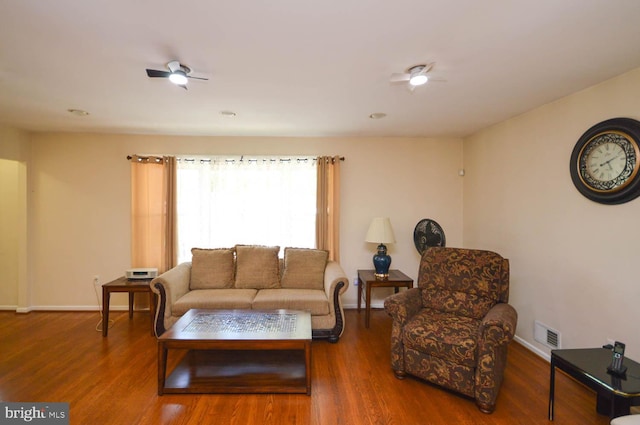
[234,245,281,289]
[403,308,481,367]
[190,248,236,290]
[173,289,258,316]
[280,248,328,290]
[252,289,330,315]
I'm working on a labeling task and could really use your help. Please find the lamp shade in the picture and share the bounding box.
[365,217,396,244]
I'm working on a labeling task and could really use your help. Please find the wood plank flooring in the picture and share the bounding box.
[0,308,617,425]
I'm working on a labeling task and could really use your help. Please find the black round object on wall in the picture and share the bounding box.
[413,219,446,254]
[570,117,640,205]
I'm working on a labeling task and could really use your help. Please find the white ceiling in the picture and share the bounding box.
[2,1,640,138]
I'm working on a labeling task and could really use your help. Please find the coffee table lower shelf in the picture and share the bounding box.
[157,309,312,396]
[162,349,310,394]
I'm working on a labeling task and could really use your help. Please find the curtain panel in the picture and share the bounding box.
[130,155,177,273]
[316,155,341,262]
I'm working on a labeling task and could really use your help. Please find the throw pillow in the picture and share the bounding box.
[280,248,328,289]
[234,245,281,289]
[190,248,235,289]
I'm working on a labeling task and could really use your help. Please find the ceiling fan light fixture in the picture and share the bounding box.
[409,74,428,86]
[169,70,188,85]
[67,108,90,116]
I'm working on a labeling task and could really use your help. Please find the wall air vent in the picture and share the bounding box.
[534,320,561,349]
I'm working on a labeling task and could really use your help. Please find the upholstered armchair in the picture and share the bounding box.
[384,247,517,413]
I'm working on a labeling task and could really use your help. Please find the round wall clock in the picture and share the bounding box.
[570,117,640,204]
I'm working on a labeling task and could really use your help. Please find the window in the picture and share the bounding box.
[176,156,317,263]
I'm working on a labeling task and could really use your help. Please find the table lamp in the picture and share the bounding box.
[365,217,396,279]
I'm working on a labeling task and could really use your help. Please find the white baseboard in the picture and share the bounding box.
[514,335,550,361]
[32,305,100,311]
[10,305,150,313]
[344,302,385,309]
[0,305,18,311]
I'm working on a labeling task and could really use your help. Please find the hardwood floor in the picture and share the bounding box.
[0,308,615,425]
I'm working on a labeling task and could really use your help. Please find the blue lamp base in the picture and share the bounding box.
[372,243,392,279]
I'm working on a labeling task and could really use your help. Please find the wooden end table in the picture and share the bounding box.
[102,276,155,337]
[357,269,413,328]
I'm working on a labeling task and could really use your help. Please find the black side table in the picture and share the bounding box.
[549,347,640,420]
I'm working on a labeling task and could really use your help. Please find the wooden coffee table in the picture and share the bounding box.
[157,309,312,395]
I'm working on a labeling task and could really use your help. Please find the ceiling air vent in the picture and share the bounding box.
[534,320,561,349]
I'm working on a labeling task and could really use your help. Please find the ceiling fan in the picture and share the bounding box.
[390,63,443,91]
[145,60,208,90]
[413,218,446,254]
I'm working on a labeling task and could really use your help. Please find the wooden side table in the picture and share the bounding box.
[102,276,155,337]
[357,269,413,328]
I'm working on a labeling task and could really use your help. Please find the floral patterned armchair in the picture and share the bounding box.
[384,247,517,413]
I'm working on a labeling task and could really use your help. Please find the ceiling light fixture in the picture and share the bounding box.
[169,70,188,86]
[408,66,429,86]
[67,109,90,116]
[369,113,387,119]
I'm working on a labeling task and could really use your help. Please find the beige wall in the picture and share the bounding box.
[26,134,463,310]
[0,126,30,310]
[463,67,640,359]
[0,125,30,162]
[0,159,20,307]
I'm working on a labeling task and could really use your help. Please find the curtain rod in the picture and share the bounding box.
[126,155,165,163]
[127,155,344,162]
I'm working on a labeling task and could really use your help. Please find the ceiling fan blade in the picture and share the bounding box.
[146,69,171,78]
[418,63,434,75]
[390,73,410,82]
[187,75,209,81]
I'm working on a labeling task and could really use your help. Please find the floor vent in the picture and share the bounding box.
[534,320,561,349]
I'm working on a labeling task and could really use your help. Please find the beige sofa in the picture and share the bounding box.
[151,245,350,342]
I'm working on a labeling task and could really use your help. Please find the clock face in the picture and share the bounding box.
[570,118,640,204]
[579,131,637,192]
